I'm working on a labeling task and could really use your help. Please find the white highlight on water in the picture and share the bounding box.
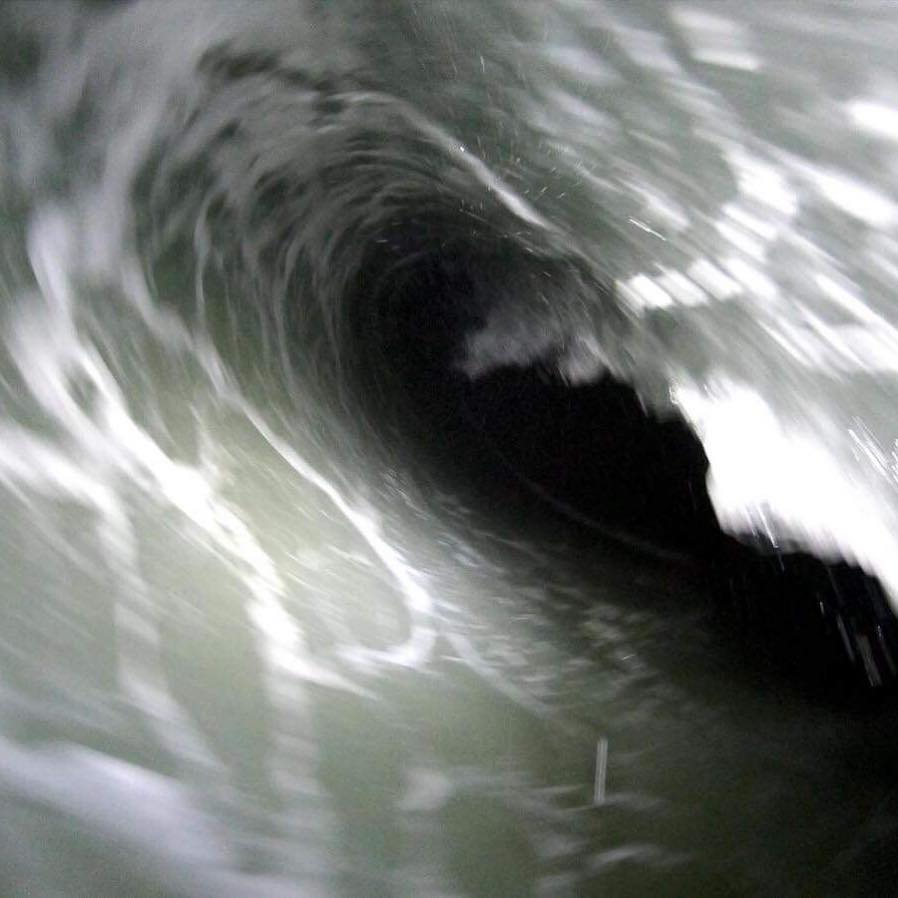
[243,409,438,674]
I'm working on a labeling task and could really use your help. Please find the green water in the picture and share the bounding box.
[1,2,898,896]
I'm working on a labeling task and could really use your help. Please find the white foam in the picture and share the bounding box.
[813,168,898,228]
[617,274,674,312]
[848,99,898,143]
[670,6,760,71]
[675,380,898,604]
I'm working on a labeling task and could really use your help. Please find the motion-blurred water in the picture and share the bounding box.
[2,1,898,895]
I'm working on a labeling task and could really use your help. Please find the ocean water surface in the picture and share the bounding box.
[2,1,898,895]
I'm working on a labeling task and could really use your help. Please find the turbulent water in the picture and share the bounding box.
[3,1,898,895]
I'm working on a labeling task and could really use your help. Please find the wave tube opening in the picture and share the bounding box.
[339,208,898,693]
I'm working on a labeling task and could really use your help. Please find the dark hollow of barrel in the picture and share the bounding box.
[350,237,898,694]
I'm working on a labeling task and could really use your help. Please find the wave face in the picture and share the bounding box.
[2,1,898,895]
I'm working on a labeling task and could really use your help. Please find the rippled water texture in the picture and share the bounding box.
[2,1,898,896]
